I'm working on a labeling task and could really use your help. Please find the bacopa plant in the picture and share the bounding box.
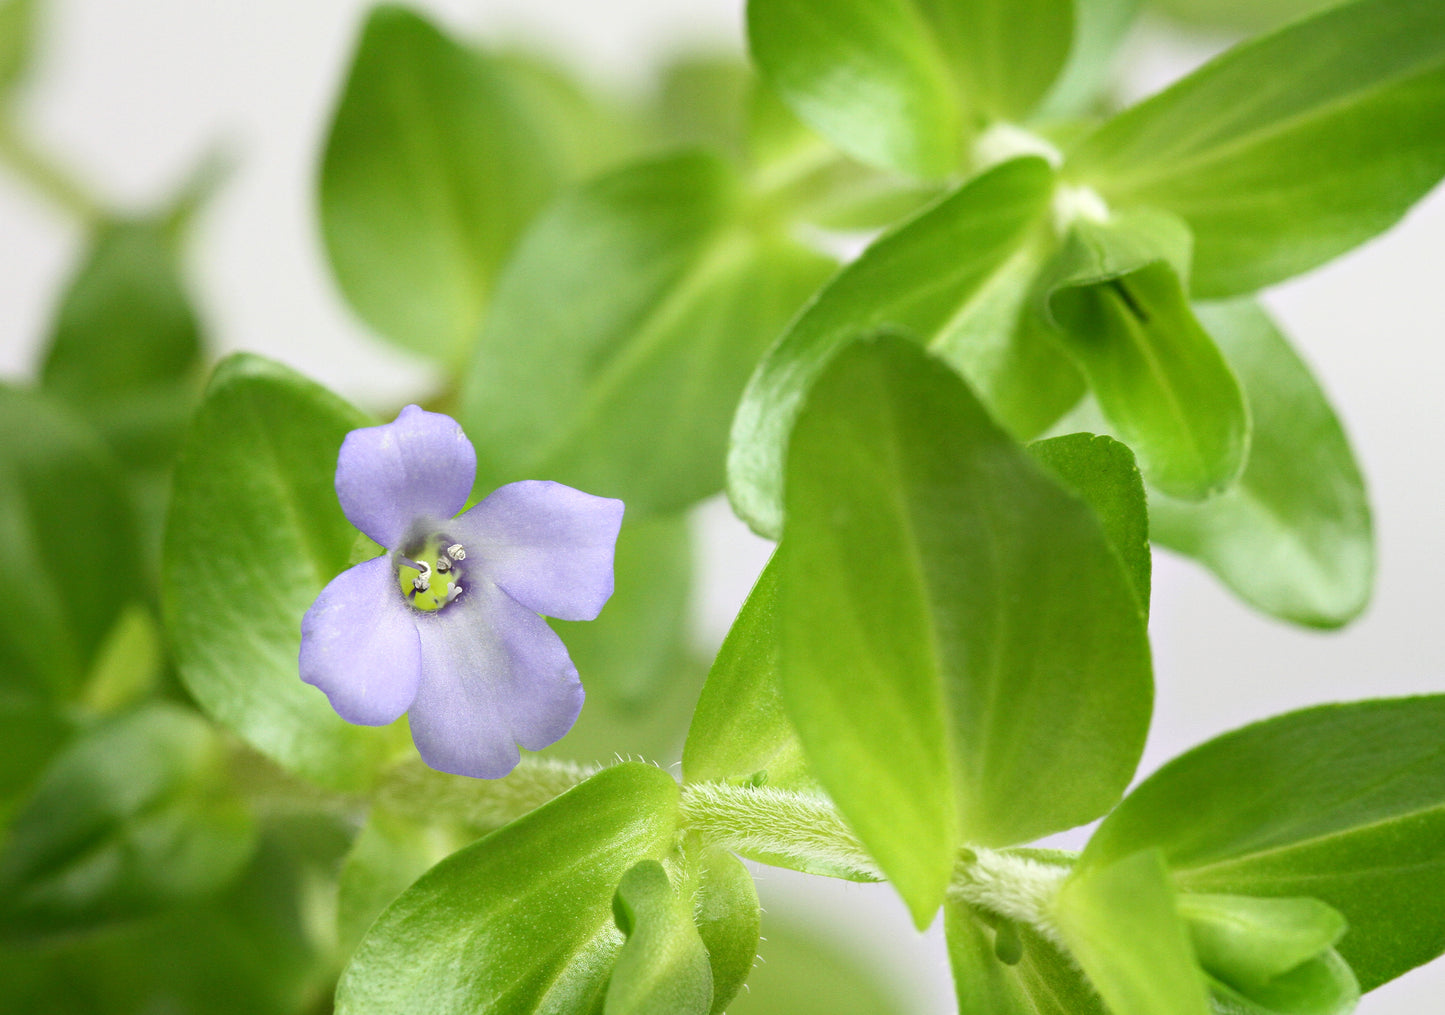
[1,0,1443,1012]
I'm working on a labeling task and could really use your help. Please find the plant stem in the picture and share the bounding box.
[0,107,101,222]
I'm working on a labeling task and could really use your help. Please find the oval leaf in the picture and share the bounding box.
[747,0,1073,177]
[1055,850,1212,1015]
[336,763,681,1015]
[163,354,394,790]
[1069,0,1445,297]
[607,859,713,1015]
[693,848,761,1015]
[319,5,565,362]
[1044,212,1249,501]
[1149,299,1372,627]
[40,218,203,470]
[1081,696,1445,991]
[780,335,1152,925]
[460,151,832,515]
[729,156,1073,539]
[1028,432,1151,615]
[683,554,811,791]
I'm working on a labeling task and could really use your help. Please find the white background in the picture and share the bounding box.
[1,2,1442,1012]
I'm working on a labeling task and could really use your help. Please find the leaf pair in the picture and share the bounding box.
[753,0,1445,298]
[948,695,1445,1014]
[336,763,759,1015]
[728,154,1370,627]
[702,335,1153,927]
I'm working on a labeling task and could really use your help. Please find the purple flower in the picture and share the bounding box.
[299,405,624,778]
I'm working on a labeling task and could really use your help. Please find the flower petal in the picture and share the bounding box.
[406,582,585,778]
[300,555,421,725]
[450,480,624,622]
[335,404,477,549]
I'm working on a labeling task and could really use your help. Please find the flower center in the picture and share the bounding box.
[397,538,467,613]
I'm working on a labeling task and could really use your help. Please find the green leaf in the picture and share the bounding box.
[1208,949,1359,1015]
[1055,850,1212,1015]
[1028,432,1150,614]
[493,48,640,181]
[336,806,469,954]
[607,860,714,1015]
[0,815,349,1015]
[163,354,396,791]
[549,513,695,766]
[747,0,1073,177]
[1080,696,1445,991]
[729,156,1077,539]
[1151,0,1338,32]
[1068,0,1445,297]
[459,151,832,515]
[1149,299,1372,627]
[1044,211,1249,500]
[780,336,1152,925]
[336,763,681,1014]
[945,899,1107,1015]
[0,694,71,822]
[0,704,255,940]
[653,54,753,160]
[40,218,203,471]
[1037,0,1142,119]
[683,554,810,790]
[1178,893,1345,993]
[0,0,37,96]
[693,848,761,1015]
[0,385,139,700]
[319,5,566,362]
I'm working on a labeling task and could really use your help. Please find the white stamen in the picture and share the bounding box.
[446,583,464,603]
[412,574,430,592]
[446,544,466,561]
[435,557,452,573]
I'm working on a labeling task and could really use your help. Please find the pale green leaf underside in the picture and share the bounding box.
[1045,212,1249,501]
[1149,299,1372,627]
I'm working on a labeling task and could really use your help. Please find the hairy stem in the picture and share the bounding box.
[680,781,881,881]
[950,848,1072,946]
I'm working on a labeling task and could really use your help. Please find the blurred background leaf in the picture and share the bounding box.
[319,5,572,364]
[0,385,140,702]
[0,703,256,941]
